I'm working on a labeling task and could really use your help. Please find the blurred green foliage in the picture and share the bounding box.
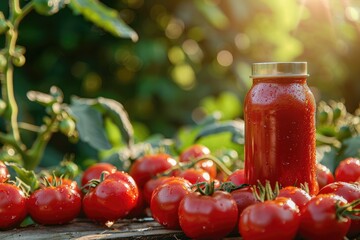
[1,0,360,168]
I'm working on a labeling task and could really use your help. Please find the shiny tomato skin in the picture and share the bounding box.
[316,163,335,190]
[277,186,311,211]
[178,168,210,184]
[0,183,27,230]
[179,144,210,162]
[230,186,259,233]
[129,154,177,188]
[335,158,360,183]
[143,176,173,205]
[81,163,117,186]
[318,181,360,237]
[106,171,139,199]
[231,186,258,215]
[179,191,238,240]
[27,185,81,225]
[196,159,216,179]
[150,178,191,229]
[239,197,300,240]
[83,179,137,223]
[299,194,350,240]
[318,181,360,200]
[0,161,10,183]
[226,169,246,185]
[179,144,216,178]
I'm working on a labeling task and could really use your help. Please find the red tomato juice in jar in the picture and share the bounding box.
[244,62,319,195]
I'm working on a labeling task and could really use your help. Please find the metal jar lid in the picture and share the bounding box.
[251,62,308,78]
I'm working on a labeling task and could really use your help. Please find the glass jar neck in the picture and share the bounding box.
[253,77,307,84]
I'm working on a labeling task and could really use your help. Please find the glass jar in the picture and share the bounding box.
[244,62,318,195]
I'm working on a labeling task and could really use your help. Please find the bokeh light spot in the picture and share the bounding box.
[234,33,250,51]
[345,6,359,21]
[217,50,233,67]
[168,47,185,64]
[165,18,185,39]
[182,39,203,63]
[171,64,196,90]
[83,72,102,94]
[116,67,135,83]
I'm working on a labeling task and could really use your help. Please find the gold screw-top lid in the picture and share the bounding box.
[251,62,308,78]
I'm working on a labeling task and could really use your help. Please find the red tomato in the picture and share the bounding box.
[179,144,216,178]
[318,181,360,237]
[0,183,27,230]
[316,163,335,190]
[335,157,360,183]
[81,163,116,186]
[230,186,259,233]
[299,194,350,240]
[129,153,177,188]
[143,176,173,205]
[106,171,139,199]
[318,181,360,200]
[82,178,137,223]
[277,186,311,211]
[230,186,258,215]
[178,191,238,240]
[179,144,210,162]
[226,169,246,185]
[27,185,81,225]
[239,197,300,240]
[0,161,10,183]
[43,176,81,196]
[195,159,217,179]
[150,178,191,229]
[178,168,210,184]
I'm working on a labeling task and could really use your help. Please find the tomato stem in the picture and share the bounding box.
[336,199,360,221]
[253,180,280,202]
[190,155,232,176]
[193,181,216,196]
[218,181,249,193]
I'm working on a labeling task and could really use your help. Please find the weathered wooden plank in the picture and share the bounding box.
[0,218,189,240]
[3,218,359,240]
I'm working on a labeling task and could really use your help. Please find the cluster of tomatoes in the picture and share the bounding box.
[0,144,360,240]
[132,147,360,240]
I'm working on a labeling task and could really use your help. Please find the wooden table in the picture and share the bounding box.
[2,218,358,240]
[0,218,190,240]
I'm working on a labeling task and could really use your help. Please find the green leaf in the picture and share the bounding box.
[20,216,35,228]
[195,120,245,145]
[69,102,112,150]
[68,0,138,41]
[341,135,360,159]
[95,97,134,149]
[102,151,131,171]
[317,145,338,173]
[5,162,40,193]
[197,112,222,126]
[70,97,134,150]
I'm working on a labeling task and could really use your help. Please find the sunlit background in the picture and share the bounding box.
[1,0,360,164]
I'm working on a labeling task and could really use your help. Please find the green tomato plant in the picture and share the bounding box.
[0,0,137,170]
[316,100,360,172]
